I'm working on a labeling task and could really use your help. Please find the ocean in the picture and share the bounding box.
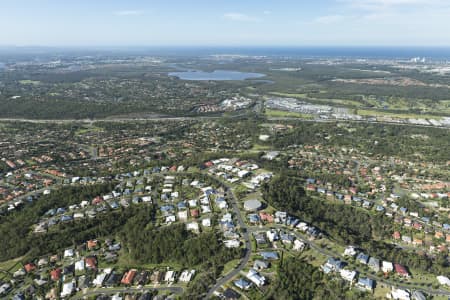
[1,46,450,61]
[157,46,450,60]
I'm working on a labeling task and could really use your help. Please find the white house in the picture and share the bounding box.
[164,270,176,283]
[293,239,306,251]
[166,215,176,224]
[201,205,211,213]
[296,222,309,232]
[382,261,394,273]
[64,249,74,258]
[179,270,196,283]
[60,281,75,298]
[178,210,188,221]
[340,269,357,283]
[344,246,357,257]
[75,259,85,272]
[186,222,199,232]
[202,218,211,227]
[237,170,251,178]
[246,269,266,287]
[142,196,152,203]
[390,288,410,300]
[224,240,240,248]
[266,229,279,242]
[437,275,450,286]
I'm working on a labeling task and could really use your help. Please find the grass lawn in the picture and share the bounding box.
[373,284,390,299]
[75,125,103,136]
[299,249,327,268]
[0,257,23,281]
[19,80,41,85]
[221,259,241,277]
[0,256,23,271]
[251,144,271,151]
[265,109,314,119]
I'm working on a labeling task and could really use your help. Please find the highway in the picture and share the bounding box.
[0,113,448,130]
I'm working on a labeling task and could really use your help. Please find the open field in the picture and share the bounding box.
[264,109,314,119]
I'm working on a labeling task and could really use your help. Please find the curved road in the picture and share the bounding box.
[205,186,252,298]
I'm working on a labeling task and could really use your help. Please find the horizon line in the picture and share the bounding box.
[1,45,450,49]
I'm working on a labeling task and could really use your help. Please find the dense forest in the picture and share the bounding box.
[120,220,242,267]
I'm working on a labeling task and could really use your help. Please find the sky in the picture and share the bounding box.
[1,0,450,47]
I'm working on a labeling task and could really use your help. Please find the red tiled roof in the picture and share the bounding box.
[50,268,62,281]
[24,263,36,273]
[394,263,409,276]
[190,209,199,218]
[85,257,97,269]
[87,240,98,250]
[392,231,401,239]
[121,269,137,285]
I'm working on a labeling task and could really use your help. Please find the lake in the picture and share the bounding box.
[169,70,265,81]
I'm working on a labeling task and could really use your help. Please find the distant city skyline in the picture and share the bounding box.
[1,0,450,47]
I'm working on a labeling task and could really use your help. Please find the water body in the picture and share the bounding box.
[169,70,265,81]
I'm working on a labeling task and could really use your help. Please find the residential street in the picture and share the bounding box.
[206,186,252,298]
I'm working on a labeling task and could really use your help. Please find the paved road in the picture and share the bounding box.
[71,286,183,299]
[0,113,448,129]
[205,186,252,298]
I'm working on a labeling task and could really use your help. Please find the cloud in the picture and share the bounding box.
[314,15,346,24]
[340,0,450,11]
[114,10,144,16]
[336,0,450,22]
[223,13,260,22]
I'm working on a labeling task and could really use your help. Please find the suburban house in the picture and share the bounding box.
[340,269,357,283]
[253,260,269,270]
[234,278,252,290]
[390,288,410,300]
[164,270,176,283]
[382,261,394,273]
[322,258,345,274]
[60,281,75,298]
[260,251,279,260]
[179,270,196,283]
[121,269,137,285]
[357,277,374,291]
[246,269,266,287]
[368,257,380,272]
[356,252,369,265]
[343,246,357,257]
[293,239,306,251]
[394,264,410,278]
[50,269,62,281]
